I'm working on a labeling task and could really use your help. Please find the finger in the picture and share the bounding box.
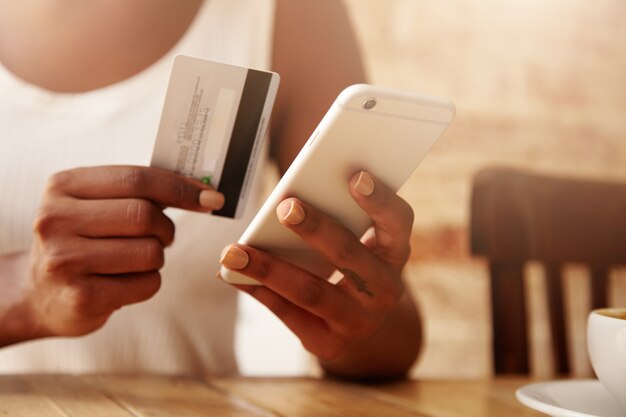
[348,171,414,268]
[45,198,175,246]
[66,272,162,317]
[220,244,363,326]
[235,285,351,361]
[49,237,165,275]
[48,166,225,212]
[274,198,395,297]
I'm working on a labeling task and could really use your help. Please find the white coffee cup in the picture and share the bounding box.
[588,308,626,411]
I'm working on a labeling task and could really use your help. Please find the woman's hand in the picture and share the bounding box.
[220,171,421,378]
[22,166,223,339]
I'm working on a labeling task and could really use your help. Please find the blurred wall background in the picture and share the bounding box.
[342,0,626,378]
[237,0,626,378]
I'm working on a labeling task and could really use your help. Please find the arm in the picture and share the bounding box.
[266,0,422,380]
[222,0,421,379]
[0,252,42,346]
[271,0,366,172]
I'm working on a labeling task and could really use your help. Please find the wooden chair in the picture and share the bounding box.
[470,167,626,375]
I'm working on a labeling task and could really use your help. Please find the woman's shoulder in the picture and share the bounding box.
[270,0,366,171]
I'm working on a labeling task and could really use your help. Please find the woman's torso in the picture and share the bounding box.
[0,0,276,375]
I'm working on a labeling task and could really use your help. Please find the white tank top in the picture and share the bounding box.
[0,0,276,376]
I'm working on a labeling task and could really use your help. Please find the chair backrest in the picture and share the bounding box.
[470,167,626,375]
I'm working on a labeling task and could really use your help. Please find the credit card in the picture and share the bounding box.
[150,55,280,218]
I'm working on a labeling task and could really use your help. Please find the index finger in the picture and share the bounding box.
[49,166,224,212]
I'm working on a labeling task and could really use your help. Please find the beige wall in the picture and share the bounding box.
[343,0,626,377]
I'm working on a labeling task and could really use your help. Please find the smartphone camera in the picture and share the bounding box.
[362,98,377,110]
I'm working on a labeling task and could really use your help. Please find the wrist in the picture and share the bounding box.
[0,251,50,347]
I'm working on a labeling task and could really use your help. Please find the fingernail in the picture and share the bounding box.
[353,171,374,196]
[199,190,225,210]
[220,245,249,270]
[276,199,305,225]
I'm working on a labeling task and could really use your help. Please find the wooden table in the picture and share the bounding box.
[0,375,544,416]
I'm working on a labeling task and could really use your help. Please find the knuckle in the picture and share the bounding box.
[253,256,272,278]
[137,272,162,301]
[141,239,164,270]
[64,283,96,316]
[377,184,391,207]
[126,200,155,234]
[298,210,321,235]
[47,170,71,193]
[336,237,362,263]
[295,282,325,308]
[170,179,193,203]
[44,249,76,275]
[32,209,61,238]
[163,217,176,246]
[120,167,148,194]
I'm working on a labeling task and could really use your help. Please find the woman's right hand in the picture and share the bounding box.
[16,166,222,340]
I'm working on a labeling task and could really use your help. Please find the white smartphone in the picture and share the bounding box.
[220,84,455,285]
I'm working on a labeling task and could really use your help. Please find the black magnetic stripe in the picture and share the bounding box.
[214,69,272,218]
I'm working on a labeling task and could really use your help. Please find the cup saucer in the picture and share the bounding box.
[516,379,624,417]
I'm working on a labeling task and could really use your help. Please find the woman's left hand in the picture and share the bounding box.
[219,170,414,361]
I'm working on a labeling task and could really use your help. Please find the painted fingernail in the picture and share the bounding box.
[353,171,374,196]
[199,190,225,210]
[276,199,305,225]
[220,245,249,270]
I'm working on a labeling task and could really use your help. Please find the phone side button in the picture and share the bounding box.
[307,129,320,147]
